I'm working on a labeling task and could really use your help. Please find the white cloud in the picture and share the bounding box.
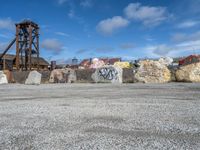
[177,20,199,28]
[0,33,9,39]
[124,3,169,26]
[120,43,135,50]
[68,9,75,18]
[0,42,8,52]
[151,45,171,56]
[76,49,87,54]
[55,32,70,37]
[41,39,64,54]
[95,46,115,53]
[0,18,15,30]
[58,0,68,5]
[80,0,93,8]
[171,33,186,42]
[97,16,129,35]
[145,38,200,57]
[171,31,200,42]
[176,40,200,50]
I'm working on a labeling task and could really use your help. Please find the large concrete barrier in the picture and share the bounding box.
[75,69,95,83]
[12,71,29,84]
[12,71,50,84]
[25,71,42,85]
[122,68,135,83]
[7,68,137,84]
[0,71,8,84]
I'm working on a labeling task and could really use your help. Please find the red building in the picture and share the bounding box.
[179,55,200,66]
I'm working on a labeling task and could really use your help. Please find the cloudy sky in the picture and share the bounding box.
[0,0,200,62]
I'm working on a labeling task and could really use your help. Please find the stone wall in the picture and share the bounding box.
[122,68,135,83]
[8,64,200,84]
[7,68,136,84]
[75,69,95,83]
[12,71,50,84]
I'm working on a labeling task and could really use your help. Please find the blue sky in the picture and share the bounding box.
[0,0,200,63]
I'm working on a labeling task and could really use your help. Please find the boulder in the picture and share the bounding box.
[159,57,173,66]
[176,62,200,82]
[0,71,8,84]
[114,62,131,69]
[135,60,171,83]
[63,68,77,83]
[49,69,63,83]
[25,71,41,85]
[49,69,77,83]
[92,65,123,83]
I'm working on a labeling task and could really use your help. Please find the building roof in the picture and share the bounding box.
[179,55,200,65]
[0,54,49,66]
[100,58,121,65]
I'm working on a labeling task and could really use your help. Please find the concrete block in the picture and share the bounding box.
[25,71,41,85]
[76,69,95,83]
[0,71,8,84]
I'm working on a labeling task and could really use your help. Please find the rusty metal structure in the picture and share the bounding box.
[0,20,40,71]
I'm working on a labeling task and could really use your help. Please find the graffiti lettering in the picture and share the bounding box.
[98,68,118,80]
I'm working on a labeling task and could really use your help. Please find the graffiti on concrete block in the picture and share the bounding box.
[98,68,118,80]
[92,66,123,83]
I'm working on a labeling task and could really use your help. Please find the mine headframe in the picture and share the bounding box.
[0,19,40,71]
[16,20,39,70]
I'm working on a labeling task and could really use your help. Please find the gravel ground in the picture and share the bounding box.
[0,83,200,150]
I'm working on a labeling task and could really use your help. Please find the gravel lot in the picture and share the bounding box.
[0,83,200,150]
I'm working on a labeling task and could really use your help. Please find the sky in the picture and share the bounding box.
[0,0,200,63]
